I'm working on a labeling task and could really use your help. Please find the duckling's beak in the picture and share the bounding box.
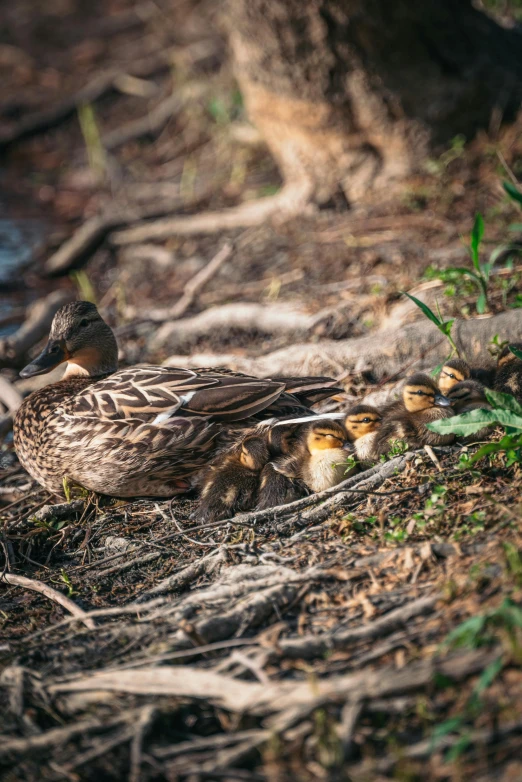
[20,339,68,378]
[342,441,353,451]
[434,392,451,407]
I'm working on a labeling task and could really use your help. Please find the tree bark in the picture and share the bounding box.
[224,0,522,205]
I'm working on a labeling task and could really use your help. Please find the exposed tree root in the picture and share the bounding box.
[164,310,522,379]
[110,182,314,245]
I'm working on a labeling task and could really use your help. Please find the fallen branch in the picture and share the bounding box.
[0,290,73,367]
[1,573,95,630]
[47,648,498,716]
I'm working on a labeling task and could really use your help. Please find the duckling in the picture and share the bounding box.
[262,419,352,496]
[446,379,491,443]
[374,373,455,455]
[438,358,471,395]
[439,357,495,394]
[344,404,382,466]
[195,432,270,521]
[446,379,489,414]
[494,343,522,402]
[255,462,310,510]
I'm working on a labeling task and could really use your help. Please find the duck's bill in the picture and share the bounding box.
[19,340,68,378]
[434,393,451,407]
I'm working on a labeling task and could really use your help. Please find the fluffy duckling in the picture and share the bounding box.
[494,343,522,402]
[446,379,491,443]
[374,373,454,455]
[255,462,310,510]
[446,379,489,414]
[438,358,471,395]
[344,404,382,466]
[261,419,352,498]
[195,433,270,521]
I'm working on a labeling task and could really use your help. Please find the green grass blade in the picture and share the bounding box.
[503,181,522,206]
[509,345,522,361]
[470,213,484,272]
[402,292,442,327]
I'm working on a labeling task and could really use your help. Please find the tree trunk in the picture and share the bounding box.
[225,0,522,206]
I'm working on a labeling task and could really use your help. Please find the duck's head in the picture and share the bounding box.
[446,379,487,411]
[403,373,451,413]
[498,343,522,369]
[304,420,350,454]
[20,301,118,379]
[438,358,471,394]
[344,404,382,441]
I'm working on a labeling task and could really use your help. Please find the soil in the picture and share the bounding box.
[2,2,522,781]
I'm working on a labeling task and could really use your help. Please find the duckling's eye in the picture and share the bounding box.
[361,417,371,423]
[79,318,89,328]
[415,390,425,395]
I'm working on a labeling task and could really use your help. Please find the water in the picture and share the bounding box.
[0,218,47,336]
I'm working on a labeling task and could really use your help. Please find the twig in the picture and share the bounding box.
[0,51,175,150]
[129,705,156,782]
[424,444,442,472]
[1,573,95,630]
[130,241,233,322]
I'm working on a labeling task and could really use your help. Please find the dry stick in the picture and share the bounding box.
[129,705,156,782]
[129,241,233,322]
[274,594,440,660]
[0,711,145,757]
[1,573,95,630]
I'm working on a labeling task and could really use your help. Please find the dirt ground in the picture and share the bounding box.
[3,2,522,780]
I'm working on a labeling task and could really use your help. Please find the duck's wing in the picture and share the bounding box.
[271,376,343,405]
[68,366,285,423]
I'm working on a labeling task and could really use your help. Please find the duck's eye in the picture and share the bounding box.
[362,417,371,423]
[415,390,425,395]
[49,344,61,354]
[79,318,89,328]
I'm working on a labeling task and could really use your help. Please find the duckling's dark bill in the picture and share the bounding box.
[20,340,68,378]
[434,393,451,407]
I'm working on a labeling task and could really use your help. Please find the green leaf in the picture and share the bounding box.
[446,733,472,762]
[503,181,522,206]
[470,213,484,271]
[451,267,483,282]
[426,408,498,437]
[403,292,442,327]
[510,345,522,361]
[484,387,522,415]
[444,614,486,649]
[432,716,464,741]
[440,319,455,337]
[490,409,522,430]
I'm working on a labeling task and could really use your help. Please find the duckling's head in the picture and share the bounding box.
[20,301,118,379]
[498,343,522,368]
[344,404,382,441]
[438,358,471,394]
[446,379,487,412]
[239,435,270,470]
[304,420,350,454]
[403,373,451,413]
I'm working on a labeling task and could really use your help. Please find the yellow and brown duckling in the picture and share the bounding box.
[13,302,341,498]
[446,378,491,443]
[195,432,270,521]
[374,373,455,455]
[438,358,471,395]
[494,343,522,402]
[344,404,382,466]
[260,419,352,498]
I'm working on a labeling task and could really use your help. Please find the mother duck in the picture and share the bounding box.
[14,301,340,498]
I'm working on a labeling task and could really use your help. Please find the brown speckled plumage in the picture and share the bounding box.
[13,302,341,499]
